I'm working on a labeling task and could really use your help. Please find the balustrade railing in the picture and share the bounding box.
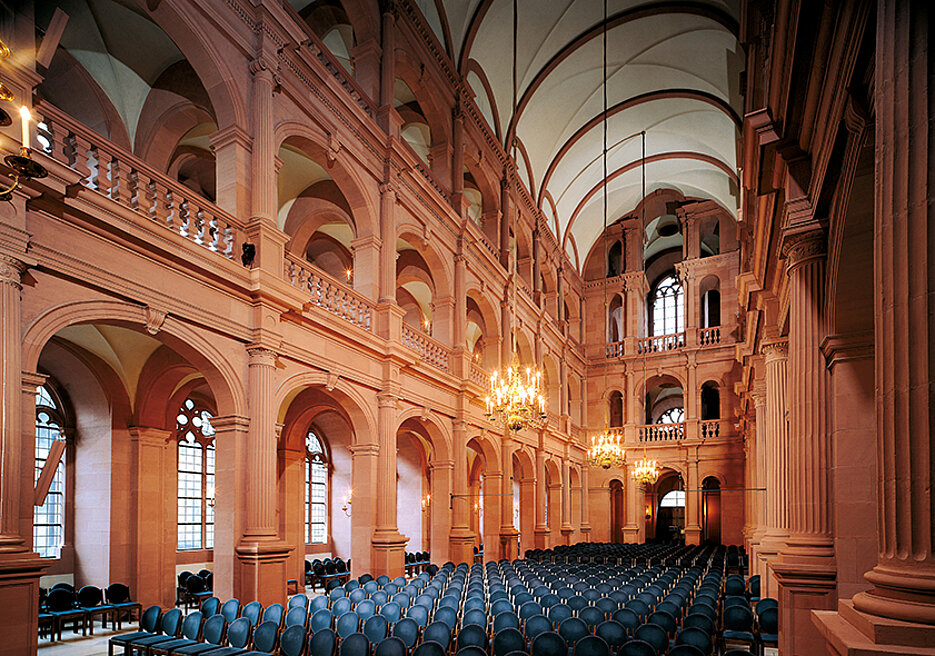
[470,362,488,386]
[638,423,685,442]
[636,332,685,354]
[698,326,721,346]
[605,341,624,358]
[700,420,723,439]
[284,254,374,331]
[401,323,450,372]
[36,102,246,263]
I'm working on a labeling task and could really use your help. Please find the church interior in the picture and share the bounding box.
[0,1,931,655]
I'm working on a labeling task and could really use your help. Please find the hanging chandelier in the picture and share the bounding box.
[485,355,546,431]
[587,430,625,469]
[632,453,661,486]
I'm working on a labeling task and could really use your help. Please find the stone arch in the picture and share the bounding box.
[395,226,454,301]
[465,433,500,470]
[394,408,453,464]
[23,300,246,418]
[274,372,377,447]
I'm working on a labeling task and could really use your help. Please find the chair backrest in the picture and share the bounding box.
[406,603,428,626]
[549,603,572,626]
[493,627,525,656]
[625,599,649,617]
[104,583,131,604]
[580,606,604,628]
[371,590,389,605]
[634,623,667,654]
[392,617,420,648]
[45,588,76,612]
[595,620,627,648]
[280,624,308,656]
[558,617,589,645]
[140,605,162,633]
[332,597,352,615]
[226,617,252,649]
[186,575,207,594]
[202,613,227,645]
[349,589,367,604]
[310,595,329,612]
[309,628,337,656]
[676,627,712,655]
[180,611,203,640]
[647,610,676,635]
[413,640,446,656]
[620,639,656,656]
[757,598,779,615]
[285,606,308,628]
[356,599,376,620]
[239,601,261,626]
[457,623,488,650]
[363,614,389,642]
[682,612,715,636]
[161,608,184,636]
[374,636,407,656]
[568,596,589,612]
[595,598,617,615]
[531,630,566,656]
[724,604,754,631]
[573,635,611,656]
[77,585,103,608]
[462,607,487,629]
[463,596,485,612]
[201,597,220,617]
[611,608,639,634]
[345,579,360,591]
[336,611,361,638]
[424,620,452,649]
[376,575,391,586]
[290,593,309,609]
[524,614,552,640]
[377,601,400,624]
[340,632,370,656]
[178,571,193,587]
[262,603,284,627]
[311,608,334,633]
[759,607,779,633]
[493,611,519,633]
[252,620,280,652]
[220,599,240,622]
[329,587,347,601]
[198,568,212,579]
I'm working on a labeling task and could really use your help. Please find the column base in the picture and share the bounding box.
[534,527,550,549]
[371,529,409,579]
[579,524,591,540]
[623,525,641,543]
[772,553,837,656]
[814,599,935,656]
[449,529,474,566]
[499,528,520,561]
[684,526,702,546]
[852,564,935,625]
[235,538,293,607]
[0,549,48,656]
[560,525,573,546]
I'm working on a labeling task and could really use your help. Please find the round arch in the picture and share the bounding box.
[394,408,453,464]
[275,372,378,446]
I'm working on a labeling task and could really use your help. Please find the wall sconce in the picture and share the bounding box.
[345,268,353,283]
[0,39,13,127]
[421,493,431,513]
[645,504,653,519]
[341,488,353,517]
[422,318,432,335]
[0,41,49,200]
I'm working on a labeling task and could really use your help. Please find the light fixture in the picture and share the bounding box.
[421,493,431,513]
[587,0,622,469]
[341,488,353,516]
[344,268,353,283]
[0,38,12,127]
[0,106,49,201]
[632,451,661,486]
[587,430,626,469]
[485,354,547,431]
[484,0,547,433]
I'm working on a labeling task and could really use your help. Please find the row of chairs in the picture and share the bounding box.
[306,558,351,590]
[39,582,142,641]
[404,552,431,577]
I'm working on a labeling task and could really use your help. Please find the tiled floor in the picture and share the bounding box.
[39,624,135,656]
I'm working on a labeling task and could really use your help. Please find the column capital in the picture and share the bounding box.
[21,371,47,392]
[379,181,398,200]
[349,443,380,458]
[430,459,454,471]
[247,346,278,366]
[781,228,826,272]
[377,391,398,408]
[0,254,26,288]
[210,415,251,433]
[761,339,788,362]
[128,426,174,447]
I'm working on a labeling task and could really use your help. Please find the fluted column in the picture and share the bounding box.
[377,3,397,135]
[850,0,935,626]
[372,390,407,577]
[579,466,591,540]
[759,340,789,597]
[685,458,702,545]
[451,103,465,215]
[429,460,452,565]
[560,460,573,544]
[499,175,511,268]
[534,442,549,547]
[499,437,519,560]
[449,421,474,564]
[378,182,397,305]
[0,256,28,552]
[749,382,769,574]
[772,230,836,656]
[622,466,642,543]
[500,296,511,369]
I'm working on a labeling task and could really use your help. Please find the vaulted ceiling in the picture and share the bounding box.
[418,0,743,269]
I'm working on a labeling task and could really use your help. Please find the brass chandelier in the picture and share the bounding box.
[632,451,661,486]
[587,431,625,469]
[484,0,546,433]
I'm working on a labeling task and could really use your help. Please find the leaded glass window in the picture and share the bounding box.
[651,275,684,336]
[305,430,328,544]
[34,385,66,558]
[177,398,215,550]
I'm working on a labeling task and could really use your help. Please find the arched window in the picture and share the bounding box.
[658,407,684,424]
[651,274,684,336]
[177,398,215,551]
[659,490,685,507]
[34,385,66,558]
[305,430,328,545]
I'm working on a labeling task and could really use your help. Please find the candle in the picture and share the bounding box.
[19,105,30,150]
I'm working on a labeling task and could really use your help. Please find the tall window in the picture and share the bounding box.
[34,385,66,558]
[305,430,328,544]
[651,274,684,336]
[177,398,215,550]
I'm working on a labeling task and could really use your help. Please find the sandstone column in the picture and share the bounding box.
[499,174,511,269]
[534,442,549,547]
[372,391,407,576]
[429,460,452,564]
[560,459,573,544]
[749,381,768,576]
[449,421,474,564]
[236,348,291,606]
[773,229,836,656]
[499,437,519,560]
[758,341,789,596]
[579,465,592,540]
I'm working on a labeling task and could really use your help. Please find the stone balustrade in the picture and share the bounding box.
[401,323,451,372]
[284,254,374,331]
[638,422,685,442]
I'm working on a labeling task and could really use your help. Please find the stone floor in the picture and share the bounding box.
[38,624,134,656]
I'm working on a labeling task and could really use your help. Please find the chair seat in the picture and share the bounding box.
[722,631,755,642]
[173,643,226,655]
[760,633,779,644]
[197,648,247,656]
[127,634,181,649]
[151,637,199,653]
[109,630,157,645]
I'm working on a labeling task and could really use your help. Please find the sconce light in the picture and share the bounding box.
[422,318,432,335]
[645,504,653,519]
[421,493,431,513]
[0,39,13,127]
[341,488,353,517]
[345,268,353,283]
